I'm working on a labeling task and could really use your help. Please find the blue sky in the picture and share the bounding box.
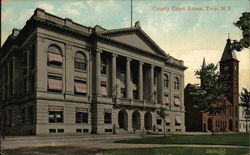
[1,0,250,90]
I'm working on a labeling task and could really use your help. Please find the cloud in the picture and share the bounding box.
[70,1,84,8]
[57,1,85,15]
[89,0,119,13]
[17,9,34,25]
[2,7,13,21]
[36,2,55,14]
[57,5,80,15]
[134,2,148,14]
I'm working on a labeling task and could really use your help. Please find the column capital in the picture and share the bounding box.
[112,53,118,57]
[139,61,144,65]
[96,49,102,53]
[151,64,155,68]
[126,58,132,62]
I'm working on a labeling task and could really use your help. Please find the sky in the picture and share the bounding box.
[1,0,250,92]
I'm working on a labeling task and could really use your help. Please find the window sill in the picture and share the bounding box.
[74,69,87,73]
[47,65,63,69]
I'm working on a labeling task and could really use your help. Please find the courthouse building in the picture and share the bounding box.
[0,8,186,135]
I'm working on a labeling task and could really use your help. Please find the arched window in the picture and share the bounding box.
[74,52,87,71]
[47,45,62,66]
[174,77,179,89]
[101,58,107,74]
[164,74,169,88]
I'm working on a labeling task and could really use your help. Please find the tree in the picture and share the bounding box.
[190,63,228,135]
[239,88,250,133]
[231,12,250,51]
[157,107,166,137]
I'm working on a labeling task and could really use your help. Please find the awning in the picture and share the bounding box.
[104,108,112,113]
[48,79,62,90]
[175,116,182,124]
[174,98,180,106]
[48,53,63,63]
[75,107,88,113]
[164,96,170,105]
[100,86,107,96]
[165,117,171,123]
[75,83,87,93]
[48,106,64,111]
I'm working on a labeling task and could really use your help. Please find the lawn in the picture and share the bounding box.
[116,133,249,146]
[101,147,249,155]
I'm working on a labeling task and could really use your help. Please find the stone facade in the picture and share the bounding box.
[0,8,186,135]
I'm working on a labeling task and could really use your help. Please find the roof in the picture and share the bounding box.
[220,39,238,62]
[94,21,168,57]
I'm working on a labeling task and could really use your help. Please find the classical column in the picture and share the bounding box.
[159,68,164,104]
[126,58,131,98]
[138,61,143,100]
[112,54,117,97]
[150,65,154,101]
[96,49,102,96]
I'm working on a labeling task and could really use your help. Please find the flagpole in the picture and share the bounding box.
[131,0,133,27]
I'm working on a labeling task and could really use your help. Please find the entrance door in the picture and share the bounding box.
[132,111,141,131]
[229,119,233,131]
[208,118,212,131]
[118,110,128,130]
[144,112,152,130]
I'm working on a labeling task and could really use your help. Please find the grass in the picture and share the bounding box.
[101,147,249,155]
[116,133,249,146]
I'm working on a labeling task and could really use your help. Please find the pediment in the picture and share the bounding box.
[99,29,166,56]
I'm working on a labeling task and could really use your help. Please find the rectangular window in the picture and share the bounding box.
[76,129,82,133]
[47,53,63,66]
[164,94,170,105]
[104,109,112,124]
[165,118,171,126]
[23,52,28,75]
[75,60,87,71]
[29,74,35,93]
[105,129,112,132]
[9,110,12,126]
[57,129,64,133]
[164,79,168,88]
[29,45,35,69]
[49,129,56,133]
[174,96,180,106]
[157,119,162,125]
[175,116,182,126]
[4,67,8,99]
[48,107,64,123]
[83,129,89,133]
[133,90,138,99]
[74,79,87,95]
[120,72,126,83]
[76,112,88,123]
[48,74,62,92]
[121,88,126,98]
[9,81,13,97]
[100,83,107,96]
